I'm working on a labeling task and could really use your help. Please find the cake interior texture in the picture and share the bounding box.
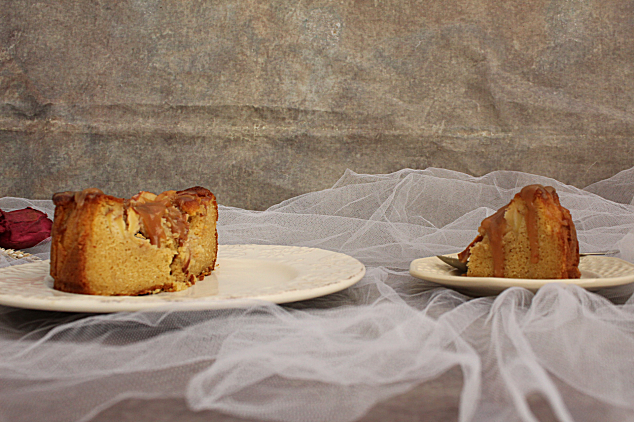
[50,187,218,296]
[458,185,580,279]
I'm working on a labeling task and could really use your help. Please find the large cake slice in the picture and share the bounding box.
[458,184,580,279]
[50,186,218,295]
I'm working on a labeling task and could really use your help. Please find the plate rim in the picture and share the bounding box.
[0,244,366,313]
[409,254,634,293]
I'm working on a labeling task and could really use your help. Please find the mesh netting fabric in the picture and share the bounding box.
[1,167,634,422]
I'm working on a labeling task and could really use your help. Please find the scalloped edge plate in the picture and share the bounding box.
[0,245,366,313]
[410,254,634,295]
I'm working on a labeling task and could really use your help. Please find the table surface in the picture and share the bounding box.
[90,366,562,422]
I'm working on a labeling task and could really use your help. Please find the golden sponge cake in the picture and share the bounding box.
[50,187,218,295]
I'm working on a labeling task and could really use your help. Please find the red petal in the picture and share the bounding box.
[0,207,53,249]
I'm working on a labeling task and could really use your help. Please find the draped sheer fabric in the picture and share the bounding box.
[1,167,634,422]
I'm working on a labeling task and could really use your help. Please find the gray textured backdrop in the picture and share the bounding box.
[2,0,633,210]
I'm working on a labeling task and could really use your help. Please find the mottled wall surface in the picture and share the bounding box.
[1,0,634,209]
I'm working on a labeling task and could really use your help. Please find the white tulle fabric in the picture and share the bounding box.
[1,167,634,422]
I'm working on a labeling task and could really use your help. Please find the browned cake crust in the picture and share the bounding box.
[50,187,218,295]
[458,185,580,279]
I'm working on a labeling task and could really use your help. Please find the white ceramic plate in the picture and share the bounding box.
[410,254,634,296]
[0,245,366,313]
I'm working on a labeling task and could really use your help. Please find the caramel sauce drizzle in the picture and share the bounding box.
[131,200,171,247]
[130,191,196,247]
[519,185,549,264]
[480,206,508,277]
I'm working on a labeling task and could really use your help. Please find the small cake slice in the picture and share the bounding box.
[458,184,580,279]
[50,187,218,295]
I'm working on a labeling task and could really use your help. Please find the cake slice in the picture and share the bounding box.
[50,187,218,295]
[458,184,580,279]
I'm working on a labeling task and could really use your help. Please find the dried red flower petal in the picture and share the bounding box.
[0,207,53,249]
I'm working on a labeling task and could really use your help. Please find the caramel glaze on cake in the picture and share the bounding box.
[458,185,580,279]
[50,187,218,296]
